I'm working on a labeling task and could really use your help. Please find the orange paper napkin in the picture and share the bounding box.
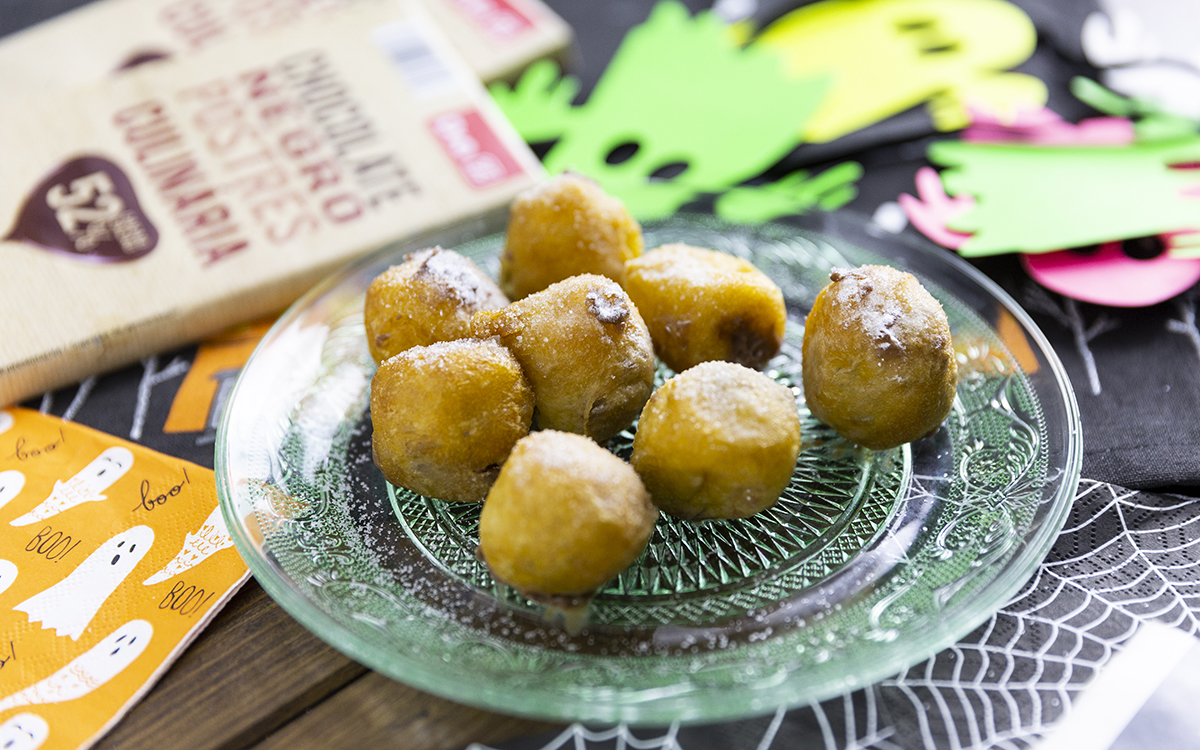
[0,407,248,750]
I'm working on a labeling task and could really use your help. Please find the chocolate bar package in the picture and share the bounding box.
[0,0,570,92]
[0,0,545,404]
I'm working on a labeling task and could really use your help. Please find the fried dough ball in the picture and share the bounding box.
[499,172,643,300]
[370,338,534,502]
[624,243,787,372]
[802,265,957,451]
[472,274,656,443]
[479,430,658,599]
[630,361,802,520]
[364,247,508,364]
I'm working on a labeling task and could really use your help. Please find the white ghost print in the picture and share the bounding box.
[0,470,25,514]
[0,559,17,596]
[0,713,49,750]
[0,410,12,435]
[143,505,233,586]
[14,526,154,640]
[9,447,134,527]
[0,620,152,713]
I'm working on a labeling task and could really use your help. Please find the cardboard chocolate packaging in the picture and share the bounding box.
[0,0,546,404]
[0,0,571,92]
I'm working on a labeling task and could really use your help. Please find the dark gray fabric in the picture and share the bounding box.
[0,0,95,36]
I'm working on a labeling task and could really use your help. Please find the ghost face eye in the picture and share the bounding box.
[1122,236,1165,260]
[96,456,119,476]
[110,634,136,656]
[920,42,960,54]
[649,161,689,181]
[117,541,125,548]
[895,17,934,31]
[892,17,959,56]
[605,141,640,165]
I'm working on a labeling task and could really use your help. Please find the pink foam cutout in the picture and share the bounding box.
[963,105,1135,145]
[1021,242,1200,307]
[899,167,973,250]
[900,109,1200,306]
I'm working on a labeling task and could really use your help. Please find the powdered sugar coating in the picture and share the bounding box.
[472,274,655,443]
[802,265,956,450]
[479,430,657,598]
[364,247,508,363]
[370,338,534,503]
[624,243,786,372]
[412,247,496,307]
[500,173,643,299]
[825,266,944,356]
[585,284,631,325]
[631,361,802,520]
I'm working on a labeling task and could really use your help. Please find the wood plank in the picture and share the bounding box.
[255,671,561,750]
[95,580,368,750]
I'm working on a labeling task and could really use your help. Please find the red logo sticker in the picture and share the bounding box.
[444,0,533,39]
[6,155,159,262]
[429,110,524,189]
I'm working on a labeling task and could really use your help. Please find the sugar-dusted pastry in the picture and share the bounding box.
[499,172,643,300]
[624,243,787,372]
[364,247,508,364]
[472,274,655,443]
[802,265,957,450]
[370,338,534,502]
[479,430,658,599]
[630,361,802,520]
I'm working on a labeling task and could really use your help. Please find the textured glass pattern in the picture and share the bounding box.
[217,213,1081,724]
[392,334,906,628]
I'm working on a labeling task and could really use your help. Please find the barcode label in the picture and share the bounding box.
[371,20,460,100]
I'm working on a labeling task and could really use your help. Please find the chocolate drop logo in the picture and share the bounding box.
[115,49,173,72]
[6,155,158,262]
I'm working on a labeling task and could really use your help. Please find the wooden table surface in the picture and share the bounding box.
[93,580,560,750]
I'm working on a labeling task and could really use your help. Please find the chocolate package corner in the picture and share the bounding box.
[0,0,572,93]
[0,0,546,406]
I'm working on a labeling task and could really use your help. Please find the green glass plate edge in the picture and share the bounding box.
[215,210,1082,724]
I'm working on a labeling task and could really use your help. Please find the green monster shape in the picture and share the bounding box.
[490,1,854,221]
[715,162,865,223]
[937,138,1200,256]
[1071,76,1199,144]
[933,79,1200,257]
[755,0,1046,141]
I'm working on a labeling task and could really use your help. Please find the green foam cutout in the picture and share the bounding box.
[715,163,863,223]
[1071,76,1200,143]
[490,1,831,220]
[488,58,579,145]
[490,0,1054,223]
[933,137,1200,256]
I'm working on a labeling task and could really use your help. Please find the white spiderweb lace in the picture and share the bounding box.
[474,480,1200,750]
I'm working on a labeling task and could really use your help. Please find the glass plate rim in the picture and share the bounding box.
[214,209,1083,724]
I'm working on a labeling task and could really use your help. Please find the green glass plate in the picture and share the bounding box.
[216,211,1081,724]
